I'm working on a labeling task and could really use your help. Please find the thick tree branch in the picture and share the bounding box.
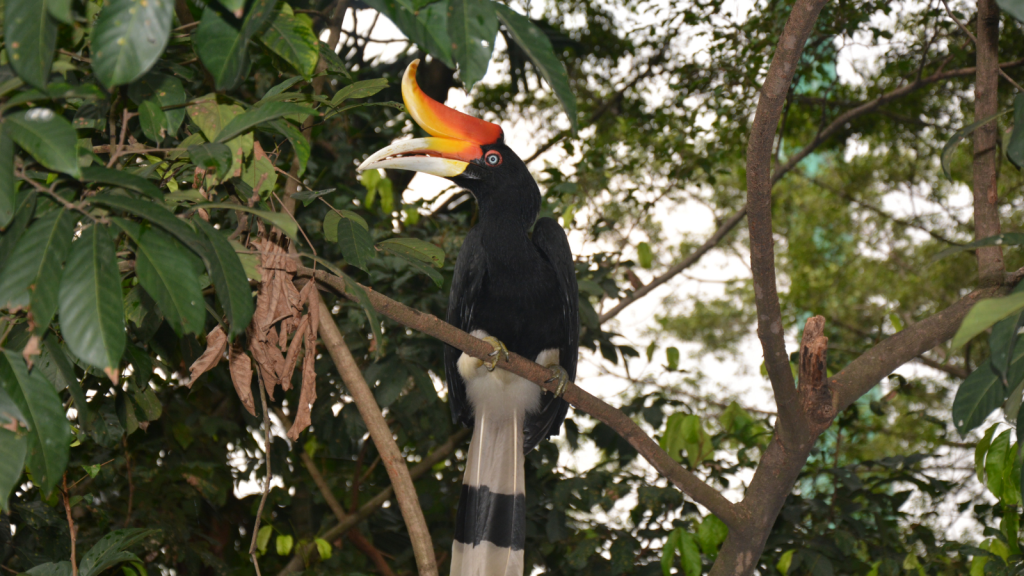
[299,266,744,529]
[971,0,1005,285]
[276,429,470,575]
[316,295,438,576]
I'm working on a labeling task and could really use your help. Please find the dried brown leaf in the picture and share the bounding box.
[22,334,41,370]
[187,326,227,388]
[279,314,309,393]
[229,344,256,416]
[249,338,282,400]
[287,328,318,441]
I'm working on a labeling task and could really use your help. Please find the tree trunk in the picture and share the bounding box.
[973,0,1004,285]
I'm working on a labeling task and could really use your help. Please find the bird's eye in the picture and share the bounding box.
[484,151,502,166]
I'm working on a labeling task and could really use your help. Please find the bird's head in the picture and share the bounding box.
[358,60,539,225]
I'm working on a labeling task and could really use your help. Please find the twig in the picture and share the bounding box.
[106,109,139,169]
[173,21,201,33]
[123,443,134,528]
[315,294,439,576]
[938,0,1024,92]
[248,370,274,575]
[57,49,91,64]
[62,474,79,576]
[299,266,743,529]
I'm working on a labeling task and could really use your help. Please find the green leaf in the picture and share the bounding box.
[494,4,578,135]
[90,194,204,255]
[335,215,376,272]
[194,219,255,340]
[0,127,15,229]
[447,0,497,90]
[215,102,317,143]
[324,210,367,242]
[78,528,157,576]
[192,0,276,91]
[214,0,245,17]
[661,528,680,576]
[117,220,206,336]
[666,346,679,370]
[256,525,273,554]
[259,10,320,77]
[697,515,728,557]
[261,76,305,102]
[378,238,443,267]
[954,360,1014,438]
[996,0,1024,24]
[941,109,1013,181]
[25,562,73,576]
[678,531,701,576]
[330,78,389,106]
[58,226,126,381]
[952,292,1024,349]
[41,335,88,426]
[4,0,58,90]
[47,0,73,24]
[0,210,74,333]
[362,0,455,68]
[636,242,653,268]
[196,202,297,240]
[1002,442,1022,505]
[276,534,294,556]
[991,289,1024,382]
[360,167,381,193]
[0,350,71,496]
[127,72,187,139]
[188,142,234,179]
[0,427,27,512]
[138,99,168,144]
[932,232,1024,261]
[378,178,394,214]
[81,165,164,200]
[314,537,332,559]
[978,424,999,484]
[292,187,335,204]
[379,243,444,286]
[91,0,174,87]
[1009,93,1024,169]
[777,550,796,575]
[268,119,310,176]
[343,273,383,357]
[4,108,82,178]
[987,430,1011,497]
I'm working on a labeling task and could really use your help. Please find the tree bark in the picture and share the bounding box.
[973,0,1004,285]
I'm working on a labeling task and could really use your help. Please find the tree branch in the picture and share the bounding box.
[315,295,439,576]
[275,428,470,575]
[299,267,744,529]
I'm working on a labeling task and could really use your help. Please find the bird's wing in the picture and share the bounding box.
[445,228,487,428]
[523,217,578,452]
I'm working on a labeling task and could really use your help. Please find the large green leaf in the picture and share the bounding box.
[214,102,317,143]
[952,291,1024,349]
[996,0,1024,24]
[186,95,243,141]
[447,0,497,90]
[335,215,376,272]
[192,0,277,91]
[78,528,157,576]
[0,126,15,229]
[188,142,234,178]
[81,165,163,200]
[0,193,37,271]
[57,225,126,381]
[941,109,1013,181]
[259,10,320,77]
[196,202,297,240]
[47,0,73,24]
[90,194,204,255]
[0,209,74,333]
[138,99,168,144]
[378,238,444,267]
[0,350,71,496]
[0,427,27,512]
[4,108,82,178]
[932,232,1024,261]
[41,335,89,427]
[91,0,174,87]
[991,282,1024,383]
[1009,93,1024,170]
[3,0,58,90]
[268,119,310,176]
[362,0,455,68]
[194,219,254,340]
[116,220,206,336]
[127,73,188,139]
[987,429,1011,496]
[25,562,72,576]
[953,359,1013,438]
[494,4,578,135]
[330,78,389,106]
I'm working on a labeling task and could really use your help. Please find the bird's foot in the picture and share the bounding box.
[483,336,510,372]
[546,365,571,398]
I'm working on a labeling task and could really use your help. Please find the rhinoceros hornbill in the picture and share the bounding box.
[359,60,579,576]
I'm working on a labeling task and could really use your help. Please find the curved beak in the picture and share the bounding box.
[357,59,502,179]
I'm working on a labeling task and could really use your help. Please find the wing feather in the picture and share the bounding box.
[445,228,487,428]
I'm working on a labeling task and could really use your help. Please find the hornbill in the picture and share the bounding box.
[359,60,579,576]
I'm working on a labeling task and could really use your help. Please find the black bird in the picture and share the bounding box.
[359,60,579,576]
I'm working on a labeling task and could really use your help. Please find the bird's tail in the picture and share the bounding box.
[451,410,526,576]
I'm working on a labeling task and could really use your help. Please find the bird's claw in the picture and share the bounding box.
[483,336,510,372]
[546,365,571,398]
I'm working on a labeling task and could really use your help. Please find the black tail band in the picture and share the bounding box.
[454,484,526,550]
